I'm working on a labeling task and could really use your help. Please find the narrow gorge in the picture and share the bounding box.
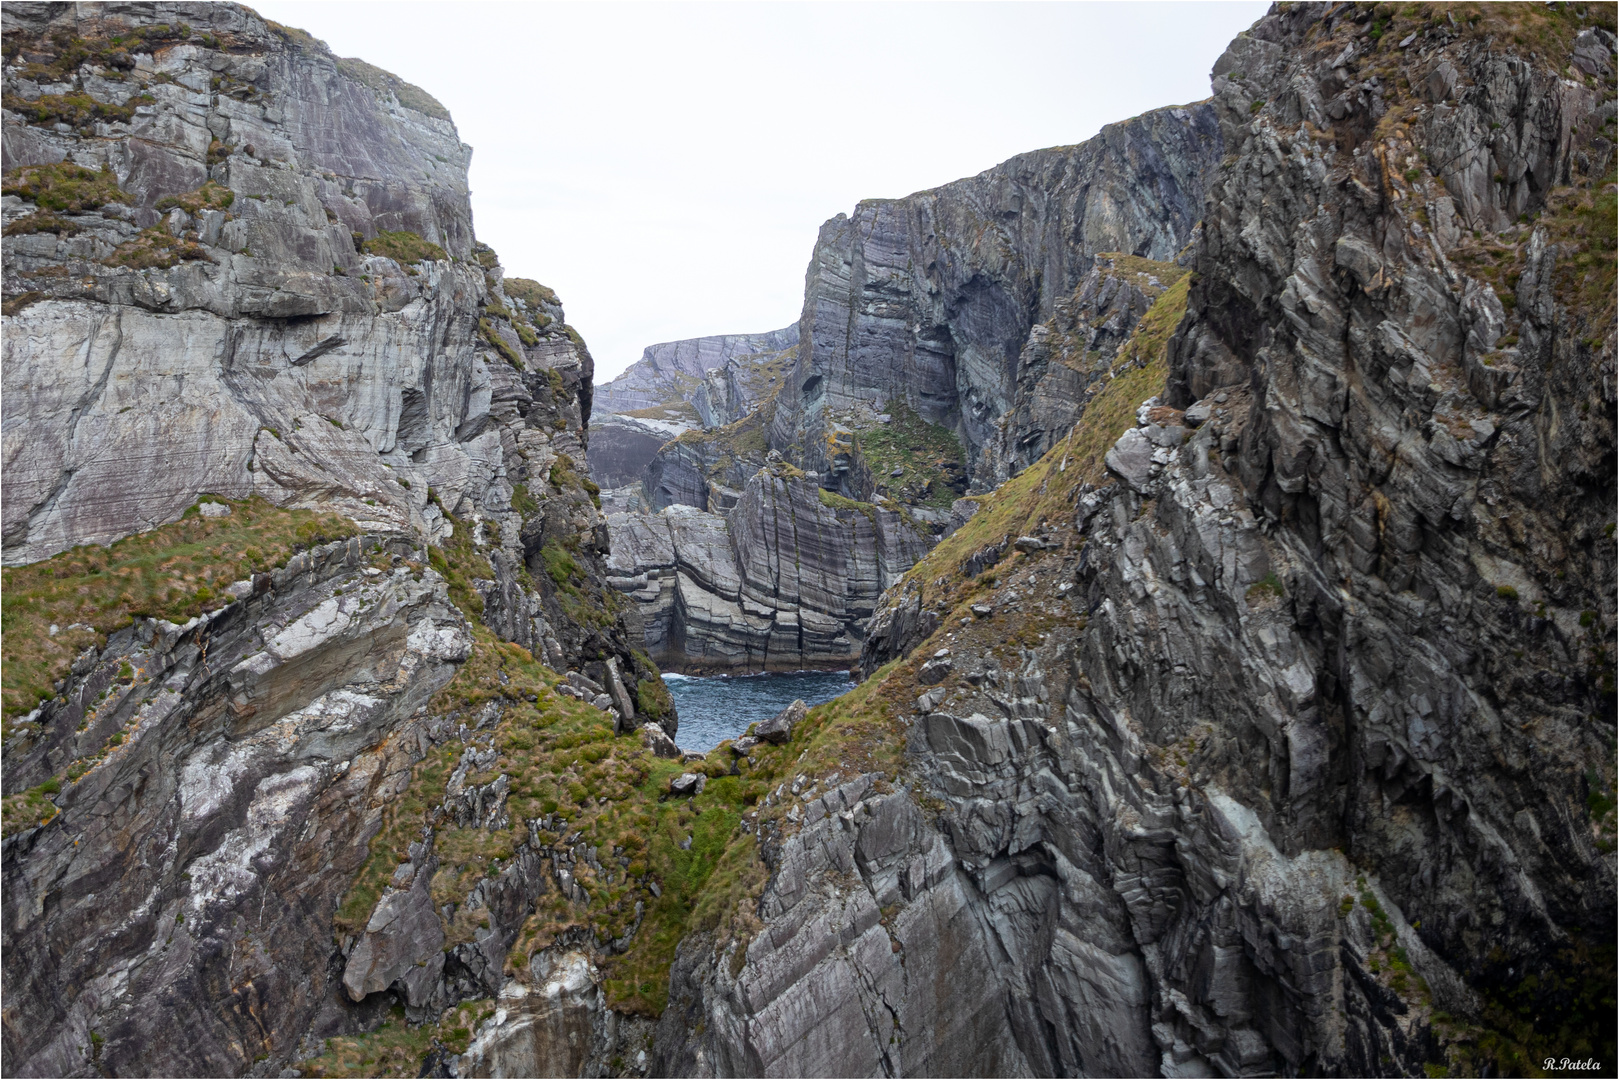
[2,3,1615,1078]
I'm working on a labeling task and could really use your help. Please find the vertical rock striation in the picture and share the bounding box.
[771,103,1222,491]
[607,463,931,673]
[653,5,1616,1077]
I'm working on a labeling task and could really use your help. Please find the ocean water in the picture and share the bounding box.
[664,669,857,751]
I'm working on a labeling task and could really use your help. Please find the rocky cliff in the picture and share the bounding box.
[5,2,1615,1078]
[606,462,932,674]
[593,325,799,418]
[604,103,1222,675]
[647,4,1617,1077]
[771,102,1222,494]
[2,5,676,1076]
[587,327,797,496]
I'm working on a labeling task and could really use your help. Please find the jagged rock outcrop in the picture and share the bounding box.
[770,103,1222,491]
[1,5,670,1076]
[606,102,1220,674]
[608,103,1220,673]
[653,5,1617,1077]
[983,253,1189,481]
[606,464,931,672]
[587,327,796,499]
[3,535,473,1076]
[590,411,701,489]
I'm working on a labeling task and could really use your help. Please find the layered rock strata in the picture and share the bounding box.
[653,6,1616,1077]
[588,327,797,498]
[770,103,1222,491]
[593,325,798,417]
[2,5,671,1076]
[606,463,931,673]
[3,534,473,1076]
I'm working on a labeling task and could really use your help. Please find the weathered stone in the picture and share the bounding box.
[606,466,930,672]
[755,699,807,745]
[669,772,706,797]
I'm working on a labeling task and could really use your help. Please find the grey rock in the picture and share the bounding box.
[1,536,472,1076]
[1104,427,1157,493]
[593,326,798,418]
[606,466,930,672]
[643,722,682,759]
[755,699,807,745]
[669,772,706,797]
[770,106,1221,493]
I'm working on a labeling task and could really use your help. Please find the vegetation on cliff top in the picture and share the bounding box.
[1,498,358,836]
[1,497,357,731]
[335,55,452,121]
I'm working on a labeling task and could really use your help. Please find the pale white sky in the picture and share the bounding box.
[249,1,1267,381]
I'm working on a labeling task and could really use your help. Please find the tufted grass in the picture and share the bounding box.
[105,226,211,269]
[885,271,1186,621]
[853,402,966,509]
[153,180,235,214]
[362,230,446,265]
[1,161,131,213]
[1,497,356,731]
[299,1001,494,1078]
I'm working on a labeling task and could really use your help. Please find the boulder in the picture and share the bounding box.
[756,699,808,745]
[669,772,706,797]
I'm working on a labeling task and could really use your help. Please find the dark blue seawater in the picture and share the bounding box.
[665,670,857,751]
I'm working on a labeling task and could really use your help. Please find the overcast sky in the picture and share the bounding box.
[250,1,1268,382]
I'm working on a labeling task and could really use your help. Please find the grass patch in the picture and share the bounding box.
[362,230,446,265]
[853,402,966,510]
[1247,573,1285,602]
[2,212,81,237]
[1,777,63,836]
[334,56,451,121]
[477,317,523,368]
[623,401,702,424]
[153,180,234,214]
[884,271,1186,619]
[105,226,210,269]
[0,91,153,130]
[1,497,357,730]
[1,161,131,213]
[503,278,559,308]
[297,1001,494,1077]
[548,455,601,509]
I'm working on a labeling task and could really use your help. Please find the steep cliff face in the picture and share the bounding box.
[771,104,1222,492]
[2,5,673,1077]
[651,5,1617,1077]
[606,106,1220,674]
[594,326,799,418]
[606,463,931,674]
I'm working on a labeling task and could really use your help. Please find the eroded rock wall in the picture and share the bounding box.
[771,103,1221,491]
[2,5,669,1076]
[607,465,931,673]
[652,6,1616,1077]
[2,535,472,1076]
